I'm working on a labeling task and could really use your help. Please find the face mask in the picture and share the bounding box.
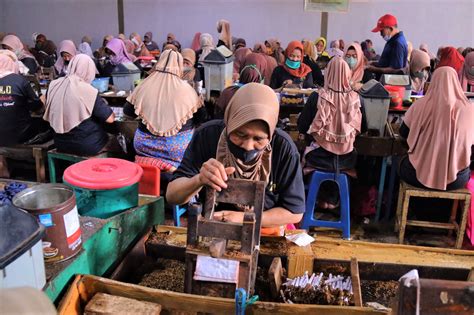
[345,57,357,69]
[383,35,391,42]
[413,70,428,80]
[285,58,300,69]
[183,66,193,72]
[469,67,474,76]
[35,42,43,50]
[227,138,262,163]
[64,60,70,66]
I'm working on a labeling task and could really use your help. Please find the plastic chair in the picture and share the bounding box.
[301,170,351,239]
[136,163,160,196]
[173,205,187,227]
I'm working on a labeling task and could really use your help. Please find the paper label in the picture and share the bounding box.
[63,206,81,250]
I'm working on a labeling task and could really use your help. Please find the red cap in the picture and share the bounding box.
[372,14,398,32]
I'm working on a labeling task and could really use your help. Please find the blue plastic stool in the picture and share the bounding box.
[173,205,187,227]
[301,170,351,239]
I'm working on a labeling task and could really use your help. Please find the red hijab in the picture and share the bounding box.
[436,47,465,74]
[283,40,312,78]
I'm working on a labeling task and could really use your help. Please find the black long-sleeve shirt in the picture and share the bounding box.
[270,65,314,89]
[303,56,324,87]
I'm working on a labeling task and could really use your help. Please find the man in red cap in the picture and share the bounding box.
[366,14,408,76]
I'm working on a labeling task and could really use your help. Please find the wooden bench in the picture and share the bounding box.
[0,140,55,182]
[395,181,471,248]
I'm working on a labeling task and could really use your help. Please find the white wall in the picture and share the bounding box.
[1,0,473,55]
[0,0,118,49]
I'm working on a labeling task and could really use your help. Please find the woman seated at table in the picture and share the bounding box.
[129,33,151,57]
[54,40,77,77]
[297,57,363,209]
[166,83,305,230]
[123,50,204,173]
[302,39,324,87]
[181,48,202,91]
[460,52,474,92]
[398,66,474,191]
[1,35,38,75]
[216,53,268,118]
[270,40,313,89]
[0,50,49,147]
[409,49,431,95]
[314,37,330,65]
[44,54,116,156]
[344,42,373,91]
[99,38,139,82]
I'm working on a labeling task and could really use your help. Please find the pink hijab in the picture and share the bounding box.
[191,32,201,51]
[345,42,365,91]
[54,40,77,73]
[308,57,362,155]
[460,52,474,92]
[0,49,19,78]
[1,35,35,60]
[403,66,474,190]
[106,38,133,65]
[122,39,138,62]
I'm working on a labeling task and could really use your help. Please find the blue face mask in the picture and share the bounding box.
[383,35,391,42]
[285,58,301,69]
[345,57,357,69]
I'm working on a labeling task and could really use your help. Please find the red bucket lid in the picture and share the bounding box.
[64,158,143,190]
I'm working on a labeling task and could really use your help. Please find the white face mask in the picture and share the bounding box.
[383,35,391,42]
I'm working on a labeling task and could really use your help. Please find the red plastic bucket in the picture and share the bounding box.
[384,85,405,108]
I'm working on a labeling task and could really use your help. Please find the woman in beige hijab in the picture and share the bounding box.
[124,49,203,172]
[399,66,474,190]
[44,54,115,156]
[216,19,231,49]
[167,83,305,228]
[409,49,431,95]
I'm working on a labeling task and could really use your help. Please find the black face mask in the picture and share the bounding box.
[227,138,262,163]
[63,60,70,65]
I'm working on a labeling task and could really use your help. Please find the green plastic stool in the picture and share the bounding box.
[47,149,108,183]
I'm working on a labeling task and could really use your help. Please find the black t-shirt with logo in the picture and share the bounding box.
[0,73,43,146]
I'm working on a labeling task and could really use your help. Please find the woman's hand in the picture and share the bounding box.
[213,210,244,223]
[198,158,235,192]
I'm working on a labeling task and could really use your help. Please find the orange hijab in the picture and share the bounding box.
[308,57,362,155]
[403,67,474,190]
[283,41,312,78]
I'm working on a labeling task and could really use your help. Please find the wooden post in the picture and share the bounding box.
[350,257,363,307]
[117,0,124,35]
[268,257,283,298]
[468,267,474,282]
[320,12,329,39]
